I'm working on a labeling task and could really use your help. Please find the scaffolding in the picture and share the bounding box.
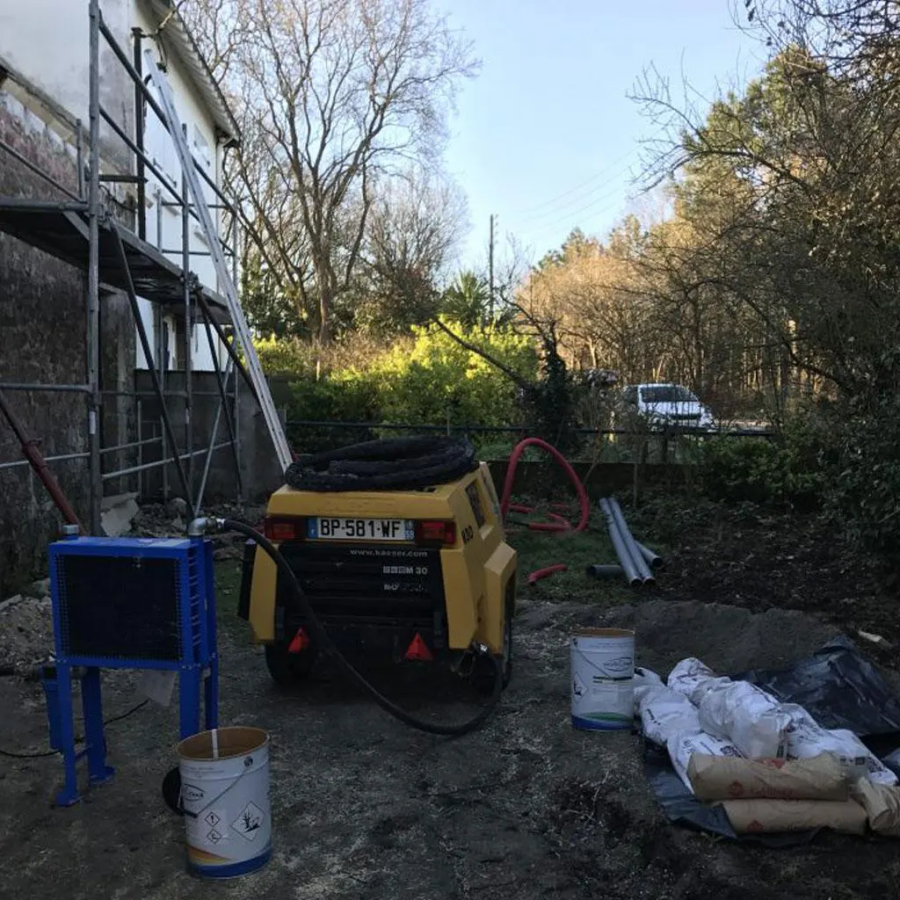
[0,0,270,534]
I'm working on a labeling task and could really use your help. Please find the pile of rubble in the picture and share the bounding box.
[0,578,53,673]
[129,498,266,560]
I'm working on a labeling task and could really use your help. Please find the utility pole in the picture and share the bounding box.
[488,214,495,320]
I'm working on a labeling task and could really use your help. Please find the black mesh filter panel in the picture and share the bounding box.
[57,555,181,661]
[277,544,443,620]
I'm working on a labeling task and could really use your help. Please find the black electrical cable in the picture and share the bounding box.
[102,699,149,726]
[0,699,150,759]
[0,746,58,759]
[220,518,504,736]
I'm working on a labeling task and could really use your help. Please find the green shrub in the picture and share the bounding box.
[365,319,537,429]
[700,415,826,508]
[254,336,313,376]
[286,377,380,452]
[824,394,900,577]
[280,320,538,452]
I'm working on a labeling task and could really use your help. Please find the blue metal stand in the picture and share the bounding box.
[46,535,219,807]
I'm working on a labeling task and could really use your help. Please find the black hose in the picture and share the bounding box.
[285,436,478,493]
[586,564,625,579]
[221,518,503,737]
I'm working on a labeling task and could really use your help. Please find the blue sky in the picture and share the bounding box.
[442,1,767,270]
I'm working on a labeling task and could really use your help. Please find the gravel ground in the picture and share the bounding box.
[2,580,900,900]
[3,495,900,900]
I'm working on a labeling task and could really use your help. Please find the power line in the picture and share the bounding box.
[512,153,639,220]
[522,183,639,238]
[516,166,638,229]
[510,129,666,218]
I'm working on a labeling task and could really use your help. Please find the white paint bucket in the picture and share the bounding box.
[176,726,272,878]
[570,628,635,731]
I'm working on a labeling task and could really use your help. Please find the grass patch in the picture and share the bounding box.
[507,505,640,606]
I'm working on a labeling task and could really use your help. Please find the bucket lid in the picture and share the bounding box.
[176,726,268,761]
[573,627,635,639]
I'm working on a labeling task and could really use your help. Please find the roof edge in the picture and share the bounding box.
[142,0,240,146]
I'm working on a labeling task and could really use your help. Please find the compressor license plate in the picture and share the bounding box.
[308,517,415,542]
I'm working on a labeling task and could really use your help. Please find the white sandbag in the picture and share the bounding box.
[638,687,701,746]
[632,667,664,713]
[690,676,733,706]
[721,797,867,835]
[851,778,900,837]
[688,753,849,802]
[698,680,791,760]
[784,707,897,785]
[666,658,716,699]
[668,729,743,792]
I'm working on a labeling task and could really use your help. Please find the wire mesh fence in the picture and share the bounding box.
[285,419,774,462]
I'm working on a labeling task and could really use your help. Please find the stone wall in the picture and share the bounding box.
[0,86,135,595]
[135,370,283,506]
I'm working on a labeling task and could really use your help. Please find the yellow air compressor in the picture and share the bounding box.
[236,438,517,698]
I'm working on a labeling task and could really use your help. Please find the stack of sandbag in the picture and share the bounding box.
[687,753,866,835]
[665,658,898,787]
[636,680,742,790]
[635,657,900,835]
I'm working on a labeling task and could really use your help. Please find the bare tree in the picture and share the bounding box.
[183,0,478,342]
[354,167,468,333]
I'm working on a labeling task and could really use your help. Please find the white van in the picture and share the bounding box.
[621,383,714,430]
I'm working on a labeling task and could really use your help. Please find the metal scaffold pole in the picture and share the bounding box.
[144,48,292,473]
[86,0,103,534]
[181,167,194,500]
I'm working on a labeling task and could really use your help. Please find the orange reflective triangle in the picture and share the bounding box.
[405,633,433,662]
[288,628,310,653]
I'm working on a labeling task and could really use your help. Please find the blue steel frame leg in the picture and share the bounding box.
[54,663,80,807]
[81,667,115,785]
[203,539,219,731]
[179,667,201,739]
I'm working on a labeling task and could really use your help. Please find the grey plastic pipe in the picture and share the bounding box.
[585,564,625,579]
[598,498,642,586]
[636,541,664,570]
[607,497,655,585]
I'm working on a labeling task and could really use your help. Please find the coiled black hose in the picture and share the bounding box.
[222,518,504,737]
[284,436,479,492]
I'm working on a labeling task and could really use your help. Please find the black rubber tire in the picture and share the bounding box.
[473,591,514,694]
[265,641,317,686]
[162,766,183,815]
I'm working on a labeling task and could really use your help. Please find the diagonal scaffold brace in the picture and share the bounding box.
[143,47,293,474]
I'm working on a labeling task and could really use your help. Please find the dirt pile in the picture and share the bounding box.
[517,597,839,676]
[0,578,53,672]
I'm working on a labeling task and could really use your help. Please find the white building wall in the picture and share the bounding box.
[0,0,135,170]
[0,0,231,373]
[132,3,229,373]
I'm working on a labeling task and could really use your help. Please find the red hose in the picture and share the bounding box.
[500,437,590,533]
[548,512,572,527]
[528,512,572,533]
[527,564,568,585]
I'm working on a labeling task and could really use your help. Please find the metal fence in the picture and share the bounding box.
[285,419,774,462]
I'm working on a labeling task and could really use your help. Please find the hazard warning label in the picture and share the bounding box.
[232,802,265,842]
